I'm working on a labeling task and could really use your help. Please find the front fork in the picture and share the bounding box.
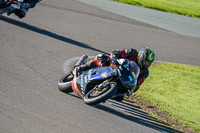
[96,80,110,91]
[96,77,116,91]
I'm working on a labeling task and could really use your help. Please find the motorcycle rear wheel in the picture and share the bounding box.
[58,73,73,93]
[84,82,118,105]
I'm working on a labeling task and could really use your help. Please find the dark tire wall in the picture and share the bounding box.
[58,73,73,93]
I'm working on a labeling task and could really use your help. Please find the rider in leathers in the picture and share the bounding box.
[0,0,40,18]
[76,47,155,101]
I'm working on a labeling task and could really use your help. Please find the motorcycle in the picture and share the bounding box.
[0,0,40,18]
[58,55,140,105]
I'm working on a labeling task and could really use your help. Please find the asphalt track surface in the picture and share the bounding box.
[79,0,200,38]
[0,0,200,133]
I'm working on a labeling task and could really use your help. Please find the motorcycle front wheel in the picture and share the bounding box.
[58,73,73,93]
[84,82,118,105]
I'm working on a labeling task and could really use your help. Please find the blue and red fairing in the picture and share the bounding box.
[71,67,113,97]
[89,68,112,81]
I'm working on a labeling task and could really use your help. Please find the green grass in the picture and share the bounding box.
[113,0,200,18]
[134,63,200,132]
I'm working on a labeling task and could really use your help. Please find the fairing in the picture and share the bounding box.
[72,67,114,97]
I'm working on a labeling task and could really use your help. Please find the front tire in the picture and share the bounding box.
[58,73,73,93]
[84,82,118,105]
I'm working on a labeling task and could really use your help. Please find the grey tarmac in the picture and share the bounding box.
[0,0,199,133]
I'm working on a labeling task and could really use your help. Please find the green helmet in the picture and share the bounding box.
[137,47,155,68]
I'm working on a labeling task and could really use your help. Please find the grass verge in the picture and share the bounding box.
[131,62,200,132]
[113,0,200,18]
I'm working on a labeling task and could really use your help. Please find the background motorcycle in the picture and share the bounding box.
[58,55,140,105]
[0,0,40,18]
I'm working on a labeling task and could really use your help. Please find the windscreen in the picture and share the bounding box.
[129,61,140,79]
[118,59,140,89]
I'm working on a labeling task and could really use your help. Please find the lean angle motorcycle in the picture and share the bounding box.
[58,55,140,105]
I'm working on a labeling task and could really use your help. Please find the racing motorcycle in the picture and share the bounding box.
[58,55,140,105]
[0,0,40,18]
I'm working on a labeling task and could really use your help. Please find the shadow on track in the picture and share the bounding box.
[61,92,181,133]
[94,104,182,133]
[0,15,106,53]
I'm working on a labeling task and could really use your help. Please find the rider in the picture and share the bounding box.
[76,47,155,101]
[0,0,40,18]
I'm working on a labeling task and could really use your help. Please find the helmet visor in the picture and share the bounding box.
[143,60,152,68]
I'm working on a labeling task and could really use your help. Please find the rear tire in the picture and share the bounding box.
[58,73,73,93]
[84,82,118,105]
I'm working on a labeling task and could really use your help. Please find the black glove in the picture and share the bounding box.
[110,58,117,65]
[110,55,117,65]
